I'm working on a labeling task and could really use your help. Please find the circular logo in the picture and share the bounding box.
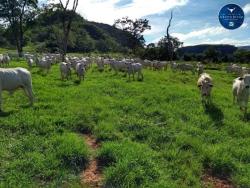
[219,4,244,30]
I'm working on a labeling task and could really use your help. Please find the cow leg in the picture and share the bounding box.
[141,72,144,81]
[0,90,2,111]
[24,87,34,106]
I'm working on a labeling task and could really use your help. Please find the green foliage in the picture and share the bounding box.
[234,49,250,63]
[0,0,38,56]
[114,16,151,45]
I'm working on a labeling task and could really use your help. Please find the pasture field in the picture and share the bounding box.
[0,59,250,188]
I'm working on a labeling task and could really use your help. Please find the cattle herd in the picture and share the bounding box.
[0,52,249,117]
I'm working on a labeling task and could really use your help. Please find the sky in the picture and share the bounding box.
[49,0,250,46]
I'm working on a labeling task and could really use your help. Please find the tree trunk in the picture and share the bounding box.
[19,18,24,57]
[13,24,22,57]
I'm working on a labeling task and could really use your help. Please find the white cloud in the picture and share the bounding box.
[55,0,189,25]
[151,36,163,43]
[172,26,228,41]
[199,38,250,47]
[243,3,250,14]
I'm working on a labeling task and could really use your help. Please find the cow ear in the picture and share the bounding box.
[239,77,244,80]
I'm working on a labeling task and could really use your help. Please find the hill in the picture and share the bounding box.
[238,46,250,51]
[1,10,141,53]
[178,44,238,55]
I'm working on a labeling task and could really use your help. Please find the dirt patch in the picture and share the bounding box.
[80,134,102,188]
[202,171,234,188]
[84,134,100,150]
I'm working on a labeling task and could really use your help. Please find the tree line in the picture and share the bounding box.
[0,1,249,63]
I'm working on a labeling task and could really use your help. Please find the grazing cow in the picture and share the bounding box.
[3,54,10,67]
[36,57,52,73]
[196,62,204,76]
[232,74,250,116]
[60,62,71,80]
[0,54,10,67]
[170,62,178,72]
[152,61,168,71]
[125,62,143,81]
[177,63,195,74]
[69,57,80,70]
[96,57,104,71]
[0,68,34,111]
[76,62,86,81]
[197,73,213,103]
[27,58,34,69]
[226,64,242,75]
[241,67,250,76]
[142,59,153,69]
[110,60,127,74]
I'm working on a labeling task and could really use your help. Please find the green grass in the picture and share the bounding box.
[0,59,249,187]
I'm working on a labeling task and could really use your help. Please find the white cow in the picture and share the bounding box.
[76,62,86,81]
[170,62,178,72]
[27,58,34,69]
[226,64,242,75]
[36,57,51,73]
[110,60,127,74]
[197,73,213,103]
[60,62,71,80]
[152,61,168,71]
[96,57,105,71]
[0,68,34,111]
[126,62,143,81]
[177,63,195,74]
[0,54,10,67]
[3,55,10,67]
[196,62,204,76]
[233,74,250,116]
[241,67,250,76]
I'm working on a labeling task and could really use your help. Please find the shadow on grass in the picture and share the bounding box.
[0,111,13,117]
[243,113,250,122]
[20,104,33,109]
[57,82,72,87]
[204,103,224,125]
[74,80,81,85]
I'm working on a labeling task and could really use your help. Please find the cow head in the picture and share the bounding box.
[240,74,250,89]
[198,82,213,96]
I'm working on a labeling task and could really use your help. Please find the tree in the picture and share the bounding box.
[157,35,183,61]
[49,0,79,61]
[152,10,183,61]
[166,11,174,62]
[114,17,151,46]
[204,46,220,62]
[0,0,38,57]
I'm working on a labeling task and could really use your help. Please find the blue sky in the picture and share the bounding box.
[53,0,250,46]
